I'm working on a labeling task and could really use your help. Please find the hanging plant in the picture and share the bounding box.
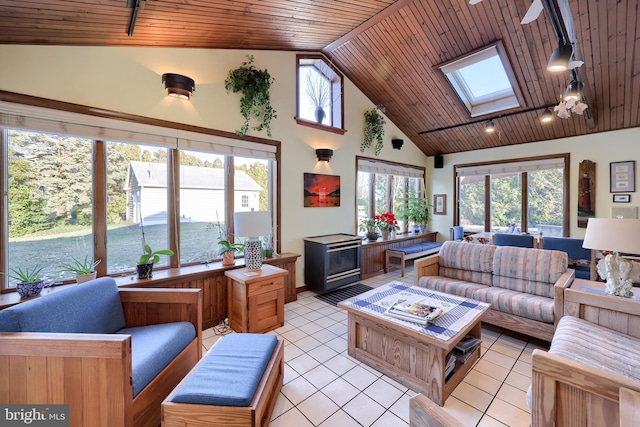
[361,104,386,156]
[224,55,277,137]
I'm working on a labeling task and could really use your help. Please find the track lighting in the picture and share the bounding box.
[485,120,495,133]
[541,108,554,123]
[563,79,584,101]
[547,42,573,72]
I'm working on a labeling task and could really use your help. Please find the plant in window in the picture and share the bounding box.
[2,265,45,297]
[359,216,384,241]
[362,104,386,156]
[399,196,432,234]
[305,72,331,123]
[61,255,101,284]
[224,55,277,137]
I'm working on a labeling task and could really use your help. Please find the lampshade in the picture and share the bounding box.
[485,120,495,133]
[547,42,573,72]
[583,218,640,253]
[162,73,195,99]
[316,148,333,162]
[234,211,272,238]
[563,79,584,101]
[540,108,554,123]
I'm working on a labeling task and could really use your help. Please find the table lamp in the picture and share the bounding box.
[582,217,640,297]
[234,211,272,271]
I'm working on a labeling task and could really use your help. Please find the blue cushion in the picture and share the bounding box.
[451,226,464,241]
[171,334,277,406]
[116,321,196,397]
[393,242,443,255]
[541,237,591,279]
[494,234,534,248]
[0,277,125,333]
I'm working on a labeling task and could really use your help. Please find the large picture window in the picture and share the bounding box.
[0,100,279,292]
[455,155,569,236]
[356,157,425,235]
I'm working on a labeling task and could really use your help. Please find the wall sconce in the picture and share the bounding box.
[162,73,195,99]
[547,42,573,72]
[391,139,404,150]
[316,148,333,162]
[485,120,495,133]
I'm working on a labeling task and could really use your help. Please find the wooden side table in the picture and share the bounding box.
[564,278,640,338]
[225,264,287,333]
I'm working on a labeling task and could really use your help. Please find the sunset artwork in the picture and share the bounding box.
[304,173,340,207]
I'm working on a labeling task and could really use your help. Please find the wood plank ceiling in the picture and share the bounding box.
[0,0,638,156]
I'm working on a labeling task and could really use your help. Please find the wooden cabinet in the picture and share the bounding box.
[361,232,437,279]
[225,264,287,333]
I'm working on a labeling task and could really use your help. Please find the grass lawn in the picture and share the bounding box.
[8,222,220,284]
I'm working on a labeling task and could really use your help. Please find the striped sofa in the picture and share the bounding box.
[413,241,574,341]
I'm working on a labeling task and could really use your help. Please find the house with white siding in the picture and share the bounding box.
[125,161,262,225]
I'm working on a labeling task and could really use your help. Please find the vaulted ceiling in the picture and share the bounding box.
[1,0,638,156]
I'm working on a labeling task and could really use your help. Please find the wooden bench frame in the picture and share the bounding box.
[385,245,442,277]
[162,337,284,427]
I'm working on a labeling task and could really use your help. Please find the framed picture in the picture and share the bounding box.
[613,194,631,203]
[303,173,340,207]
[610,161,636,193]
[433,194,446,215]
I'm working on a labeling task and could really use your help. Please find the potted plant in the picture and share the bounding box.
[218,240,245,266]
[359,216,383,241]
[378,211,400,239]
[305,71,331,123]
[61,255,101,284]
[400,196,432,234]
[361,104,386,156]
[224,55,277,137]
[3,265,45,297]
[138,244,174,279]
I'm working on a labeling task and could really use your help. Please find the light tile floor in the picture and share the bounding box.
[201,264,549,426]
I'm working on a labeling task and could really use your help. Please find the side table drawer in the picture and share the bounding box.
[247,276,284,297]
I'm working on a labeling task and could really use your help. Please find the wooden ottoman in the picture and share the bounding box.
[162,334,284,427]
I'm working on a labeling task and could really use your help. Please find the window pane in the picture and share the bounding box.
[527,168,564,236]
[8,130,93,285]
[299,65,332,125]
[458,175,485,233]
[106,142,169,274]
[179,150,226,264]
[234,156,273,248]
[374,174,389,215]
[357,171,371,234]
[490,172,522,232]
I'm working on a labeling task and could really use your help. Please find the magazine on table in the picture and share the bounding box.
[384,298,443,325]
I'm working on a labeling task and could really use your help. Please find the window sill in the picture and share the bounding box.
[295,117,346,135]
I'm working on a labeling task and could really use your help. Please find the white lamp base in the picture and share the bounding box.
[244,239,263,271]
[597,253,640,298]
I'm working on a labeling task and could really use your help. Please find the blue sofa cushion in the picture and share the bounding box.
[171,333,277,407]
[0,277,125,334]
[116,321,196,397]
[392,242,442,255]
[541,237,591,279]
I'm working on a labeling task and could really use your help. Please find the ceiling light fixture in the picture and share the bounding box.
[485,120,495,133]
[547,42,573,72]
[162,73,195,100]
[563,79,584,101]
[541,108,554,123]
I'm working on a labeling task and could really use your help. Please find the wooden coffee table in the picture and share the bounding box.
[338,281,489,406]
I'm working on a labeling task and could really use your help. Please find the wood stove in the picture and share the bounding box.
[304,233,362,294]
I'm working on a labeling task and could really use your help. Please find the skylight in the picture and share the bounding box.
[438,43,522,117]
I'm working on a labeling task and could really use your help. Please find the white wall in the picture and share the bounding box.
[428,127,640,240]
[0,45,428,287]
